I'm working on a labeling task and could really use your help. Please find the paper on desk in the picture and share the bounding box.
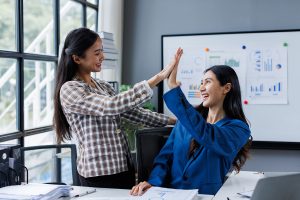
[0,183,71,200]
[77,198,132,200]
[77,187,198,200]
[0,193,33,200]
[196,193,215,200]
[138,187,198,200]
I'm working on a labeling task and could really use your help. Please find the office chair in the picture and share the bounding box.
[108,81,119,93]
[135,126,173,182]
[12,144,80,186]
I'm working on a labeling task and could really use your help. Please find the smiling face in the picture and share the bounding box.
[72,37,104,74]
[200,70,231,109]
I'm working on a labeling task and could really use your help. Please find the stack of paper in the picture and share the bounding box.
[0,183,71,200]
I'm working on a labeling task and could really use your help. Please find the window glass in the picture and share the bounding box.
[60,0,83,43]
[0,59,17,134]
[24,60,55,129]
[61,151,74,185]
[87,7,97,31]
[24,147,74,184]
[0,140,18,145]
[25,148,55,183]
[24,132,74,184]
[0,0,16,51]
[24,131,55,147]
[87,0,98,5]
[24,0,54,55]
[24,131,55,183]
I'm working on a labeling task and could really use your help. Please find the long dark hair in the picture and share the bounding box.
[53,28,99,144]
[196,65,252,172]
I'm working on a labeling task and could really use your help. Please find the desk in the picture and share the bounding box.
[213,171,298,200]
[61,186,213,200]
[213,171,264,199]
[61,171,270,199]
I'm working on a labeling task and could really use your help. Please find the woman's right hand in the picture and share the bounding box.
[148,48,183,88]
[167,48,183,89]
[157,48,183,80]
[130,181,152,196]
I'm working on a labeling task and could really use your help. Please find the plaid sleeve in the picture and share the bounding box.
[121,106,169,127]
[60,80,153,116]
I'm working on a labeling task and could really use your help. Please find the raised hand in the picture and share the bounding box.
[167,48,183,89]
[158,48,183,79]
[147,48,183,88]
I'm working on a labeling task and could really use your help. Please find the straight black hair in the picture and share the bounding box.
[53,28,100,143]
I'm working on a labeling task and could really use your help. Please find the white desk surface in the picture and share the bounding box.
[63,171,298,199]
[61,171,270,200]
[213,171,265,200]
[61,186,214,200]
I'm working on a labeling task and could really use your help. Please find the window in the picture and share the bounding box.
[87,7,97,31]
[24,0,55,55]
[0,0,98,143]
[60,0,84,43]
[0,0,16,51]
[0,58,17,134]
[24,131,55,183]
[0,139,18,145]
[24,60,55,129]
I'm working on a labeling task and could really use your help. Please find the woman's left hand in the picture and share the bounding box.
[167,48,183,89]
[167,117,177,125]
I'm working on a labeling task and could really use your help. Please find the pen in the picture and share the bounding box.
[253,171,264,174]
[74,188,96,197]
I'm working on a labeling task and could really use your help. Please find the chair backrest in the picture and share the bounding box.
[0,144,20,187]
[14,144,79,186]
[135,126,173,182]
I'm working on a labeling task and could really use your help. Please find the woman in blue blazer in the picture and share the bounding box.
[131,48,252,195]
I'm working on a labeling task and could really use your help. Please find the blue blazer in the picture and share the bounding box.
[148,87,251,195]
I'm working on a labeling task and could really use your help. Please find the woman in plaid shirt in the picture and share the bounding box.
[53,28,180,189]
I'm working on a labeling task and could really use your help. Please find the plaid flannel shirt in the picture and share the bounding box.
[60,77,169,177]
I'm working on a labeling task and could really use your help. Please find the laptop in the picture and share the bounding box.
[250,173,300,200]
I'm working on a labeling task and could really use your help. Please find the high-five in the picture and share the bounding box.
[148,47,183,88]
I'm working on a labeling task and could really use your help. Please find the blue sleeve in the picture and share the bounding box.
[147,126,176,186]
[163,87,250,157]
